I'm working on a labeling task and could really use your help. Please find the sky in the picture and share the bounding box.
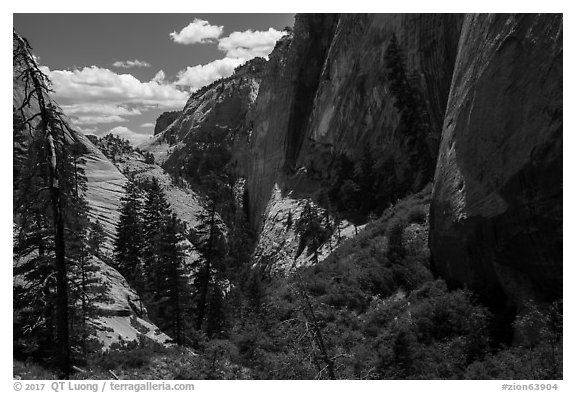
[13,14,295,144]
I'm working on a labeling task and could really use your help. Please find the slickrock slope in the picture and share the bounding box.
[252,184,364,275]
[429,14,563,306]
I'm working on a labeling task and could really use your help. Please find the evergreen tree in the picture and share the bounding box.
[153,214,193,345]
[295,201,331,264]
[141,177,172,295]
[114,180,145,290]
[87,220,105,259]
[191,173,228,334]
[384,33,433,181]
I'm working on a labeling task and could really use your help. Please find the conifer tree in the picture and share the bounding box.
[153,214,192,345]
[87,220,105,259]
[114,180,145,290]
[191,173,228,334]
[295,201,330,264]
[141,177,172,294]
[13,33,91,376]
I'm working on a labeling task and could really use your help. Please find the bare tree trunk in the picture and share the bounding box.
[294,266,336,380]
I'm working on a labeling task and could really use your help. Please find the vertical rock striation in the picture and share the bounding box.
[244,14,463,230]
[429,14,563,306]
[242,14,339,229]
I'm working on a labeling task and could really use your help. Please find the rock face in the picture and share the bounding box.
[243,14,463,229]
[242,14,340,228]
[142,57,266,169]
[429,14,563,306]
[153,111,181,136]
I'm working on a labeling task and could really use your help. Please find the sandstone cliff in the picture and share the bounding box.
[243,14,463,229]
[241,14,340,228]
[429,14,563,306]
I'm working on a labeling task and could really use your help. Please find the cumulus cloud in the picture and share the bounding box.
[61,103,142,117]
[152,70,166,84]
[140,123,155,128]
[40,65,188,130]
[41,65,188,108]
[60,104,142,125]
[104,126,152,145]
[218,28,285,59]
[73,115,127,125]
[112,59,151,68]
[175,57,244,91]
[170,19,224,45]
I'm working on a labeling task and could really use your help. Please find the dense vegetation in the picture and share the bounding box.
[15,181,562,379]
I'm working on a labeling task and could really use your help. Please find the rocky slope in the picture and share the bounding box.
[141,57,266,168]
[252,184,365,275]
[429,14,563,307]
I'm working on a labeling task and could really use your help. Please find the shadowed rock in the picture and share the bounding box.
[430,14,563,307]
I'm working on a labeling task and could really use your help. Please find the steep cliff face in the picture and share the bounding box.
[429,14,563,306]
[297,14,462,179]
[242,14,340,228]
[244,14,463,229]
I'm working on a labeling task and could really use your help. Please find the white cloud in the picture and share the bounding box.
[140,123,155,128]
[104,126,152,146]
[41,65,188,108]
[61,103,143,126]
[112,59,151,68]
[40,65,188,132]
[152,70,166,84]
[218,28,285,59]
[170,19,224,45]
[175,57,244,91]
[73,115,127,125]
[77,125,100,135]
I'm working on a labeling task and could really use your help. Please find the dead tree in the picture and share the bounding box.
[291,258,336,379]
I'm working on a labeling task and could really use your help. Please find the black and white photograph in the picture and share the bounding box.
[9,3,565,387]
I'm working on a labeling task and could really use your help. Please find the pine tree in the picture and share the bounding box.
[188,173,229,334]
[141,177,172,295]
[295,201,330,264]
[153,214,192,345]
[87,220,105,259]
[114,180,145,290]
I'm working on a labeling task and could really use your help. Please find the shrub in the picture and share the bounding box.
[407,206,427,224]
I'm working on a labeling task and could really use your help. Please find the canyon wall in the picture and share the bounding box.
[243,14,463,229]
[429,14,563,306]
